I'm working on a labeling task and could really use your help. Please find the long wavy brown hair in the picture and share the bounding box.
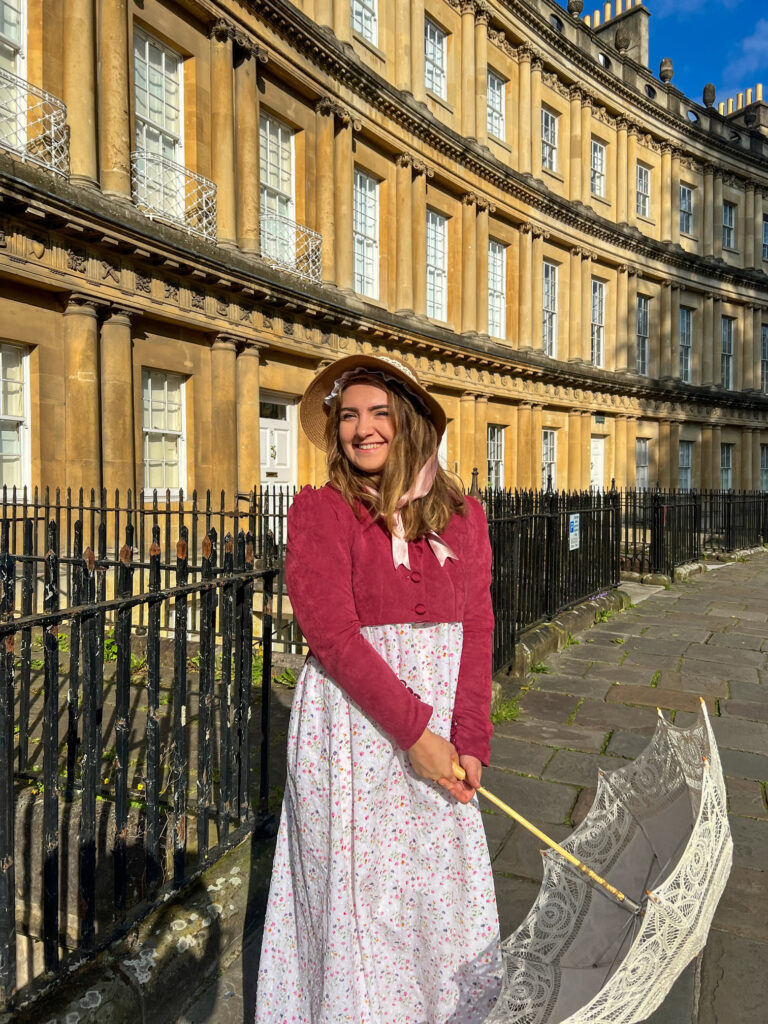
[324,376,466,540]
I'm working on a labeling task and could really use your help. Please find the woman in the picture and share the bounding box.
[255,353,501,1024]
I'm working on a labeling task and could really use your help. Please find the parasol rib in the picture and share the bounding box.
[452,764,642,913]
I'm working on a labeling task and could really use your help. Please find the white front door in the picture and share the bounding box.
[590,436,605,490]
[260,393,297,488]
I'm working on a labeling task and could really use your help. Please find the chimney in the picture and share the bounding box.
[594,0,650,67]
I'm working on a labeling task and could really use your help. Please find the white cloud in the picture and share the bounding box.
[719,18,768,94]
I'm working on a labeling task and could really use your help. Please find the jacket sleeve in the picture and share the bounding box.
[285,486,434,750]
[451,498,495,764]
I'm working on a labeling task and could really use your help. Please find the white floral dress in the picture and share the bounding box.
[255,621,501,1024]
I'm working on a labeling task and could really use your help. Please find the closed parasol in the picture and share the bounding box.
[466,699,732,1024]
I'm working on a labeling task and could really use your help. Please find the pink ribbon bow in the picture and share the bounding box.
[366,456,458,571]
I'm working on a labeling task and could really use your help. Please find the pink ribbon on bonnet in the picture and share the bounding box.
[366,455,457,571]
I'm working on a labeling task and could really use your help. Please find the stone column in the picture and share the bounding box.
[505,405,519,489]
[702,293,715,384]
[568,246,582,362]
[210,21,237,246]
[627,268,639,373]
[712,425,722,489]
[211,335,238,497]
[581,411,592,487]
[581,251,593,364]
[660,281,672,378]
[752,429,762,491]
[517,47,532,176]
[412,162,428,316]
[754,189,764,269]
[65,296,102,491]
[740,429,753,489]
[459,393,477,486]
[474,6,489,147]
[394,0,412,91]
[236,343,263,493]
[63,0,98,185]
[530,55,543,178]
[752,306,764,391]
[475,396,489,482]
[460,0,476,139]
[532,405,543,488]
[333,0,351,41]
[517,403,533,488]
[671,286,681,380]
[703,165,714,258]
[745,182,756,267]
[623,418,636,488]
[616,118,628,222]
[660,144,672,242]
[518,224,533,350]
[411,0,426,103]
[569,87,583,204]
[615,416,628,485]
[668,421,681,489]
[476,199,490,335]
[713,171,723,259]
[395,155,414,313]
[615,264,629,371]
[461,193,477,333]
[234,39,266,253]
[101,307,135,499]
[580,94,593,201]
[713,298,723,387]
[568,409,582,489]
[98,0,130,197]
[701,426,713,489]
[531,228,544,351]
[734,308,744,392]
[627,126,638,228]
[334,111,355,292]
[315,99,336,284]
[670,148,681,245]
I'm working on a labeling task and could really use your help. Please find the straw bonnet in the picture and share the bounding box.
[299,353,447,451]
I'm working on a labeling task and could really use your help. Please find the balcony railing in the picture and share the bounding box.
[260,210,322,283]
[0,66,69,177]
[131,150,217,242]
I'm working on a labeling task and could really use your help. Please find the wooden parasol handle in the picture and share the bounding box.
[452,763,639,911]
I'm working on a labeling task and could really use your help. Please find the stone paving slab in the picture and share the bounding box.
[493,874,542,942]
[517,690,581,724]
[606,683,715,715]
[707,632,767,652]
[726,777,768,818]
[645,962,697,1024]
[713,866,768,941]
[486,736,554,777]
[480,807,516,860]
[639,625,713,643]
[699,931,766,1024]
[571,785,597,826]
[573,698,658,733]
[621,652,683,672]
[527,673,615,701]
[728,815,768,870]
[711,716,768,755]
[605,730,649,759]
[492,718,609,753]
[682,643,767,668]
[727,679,768,701]
[721,698,768,723]
[583,663,657,686]
[480,766,577,826]
[718,746,768,781]
[490,820,571,880]
[543,748,628,788]
[656,671,730,697]
[622,636,691,658]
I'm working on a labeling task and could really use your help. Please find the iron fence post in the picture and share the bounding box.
[725,490,734,551]
[0,549,16,1009]
[649,490,664,574]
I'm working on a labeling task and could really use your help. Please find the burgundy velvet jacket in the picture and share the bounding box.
[285,484,495,763]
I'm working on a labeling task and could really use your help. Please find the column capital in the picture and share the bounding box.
[627,123,641,139]
[516,42,534,64]
[105,303,139,323]
[459,0,476,14]
[208,18,234,43]
[581,92,594,110]
[476,196,495,212]
[213,332,244,351]
[570,245,584,257]
[65,292,108,316]
[660,142,674,156]
[616,116,629,132]
[474,1,491,25]
[396,152,413,169]
[233,30,269,65]
[531,226,548,240]
[461,192,478,207]
[569,85,584,103]
[616,263,629,275]
[519,221,533,236]
[411,158,433,178]
[315,96,362,130]
[237,339,267,358]
[661,279,672,290]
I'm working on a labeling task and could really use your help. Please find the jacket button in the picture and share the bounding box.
[414,603,426,615]
[410,570,422,583]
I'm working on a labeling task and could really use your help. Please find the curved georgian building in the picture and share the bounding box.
[0,0,766,495]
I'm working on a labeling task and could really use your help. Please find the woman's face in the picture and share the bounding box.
[338,382,395,477]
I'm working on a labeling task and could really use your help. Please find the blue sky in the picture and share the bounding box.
[556,0,768,108]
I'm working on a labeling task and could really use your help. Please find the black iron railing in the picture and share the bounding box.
[0,491,287,1013]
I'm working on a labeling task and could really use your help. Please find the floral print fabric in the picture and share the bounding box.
[255,622,501,1024]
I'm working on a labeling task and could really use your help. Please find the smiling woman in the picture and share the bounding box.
[255,353,502,1024]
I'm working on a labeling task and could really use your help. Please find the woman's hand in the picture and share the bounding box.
[407,730,482,804]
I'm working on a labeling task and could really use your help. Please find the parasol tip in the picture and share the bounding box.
[657,707,664,718]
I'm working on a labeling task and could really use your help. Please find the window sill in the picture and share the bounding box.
[636,213,656,227]
[542,166,564,183]
[590,192,611,209]
[680,232,698,242]
[352,30,386,62]
[425,89,454,115]
[722,246,740,255]
[487,133,511,153]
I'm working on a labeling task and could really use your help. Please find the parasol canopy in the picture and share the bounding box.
[484,700,732,1024]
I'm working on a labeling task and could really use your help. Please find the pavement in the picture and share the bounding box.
[180,553,768,1024]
